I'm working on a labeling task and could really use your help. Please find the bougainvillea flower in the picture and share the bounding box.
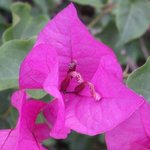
[19,44,70,139]
[0,90,49,150]
[19,3,144,136]
[105,102,150,150]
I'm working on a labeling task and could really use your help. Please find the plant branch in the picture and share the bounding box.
[126,56,137,71]
[139,38,149,59]
[123,64,130,79]
[88,3,116,28]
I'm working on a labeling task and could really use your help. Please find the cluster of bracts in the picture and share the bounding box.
[0,3,150,150]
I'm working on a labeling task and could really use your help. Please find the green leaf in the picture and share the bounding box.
[0,39,35,91]
[0,25,7,45]
[112,0,121,2]
[124,40,143,62]
[27,89,47,99]
[98,21,125,64]
[8,107,18,128]
[33,0,49,15]
[99,20,143,65]
[99,21,120,50]
[66,132,105,150]
[0,90,12,115]
[0,0,13,10]
[0,15,5,24]
[0,118,10,129]
[67,132,92,150]
[127,57,150,101]
[71,0,103,8]
[0,15,8,45]
[2,2,49,42]
[42,139,55,147]
[116,0,150,44]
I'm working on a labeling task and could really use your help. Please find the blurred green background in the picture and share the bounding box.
[0,0,150,149]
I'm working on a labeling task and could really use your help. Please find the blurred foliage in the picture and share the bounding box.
[0,39,34,91]
[116,0,150,45]
[2,3,49,42]
[72,0,104,8]
[27,89,48,99]
[0,0,150,149]
[127,57,150,101]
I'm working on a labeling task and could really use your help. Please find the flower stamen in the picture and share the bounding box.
[69,71,84,84]
[60,60,101,101]
[74,81,101,101]
[85,81,101,101]
[68,60,77,72]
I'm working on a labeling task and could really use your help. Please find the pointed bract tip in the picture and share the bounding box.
[62,2,77,16]
[69,2,75,8]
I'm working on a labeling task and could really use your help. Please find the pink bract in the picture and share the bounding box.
[105,102,150,150]
[0,90,49,150]
[19,3,144,136]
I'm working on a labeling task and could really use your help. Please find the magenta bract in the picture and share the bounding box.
[0,90,49,150]
[105,102,150,150]
[19,3,144,137]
